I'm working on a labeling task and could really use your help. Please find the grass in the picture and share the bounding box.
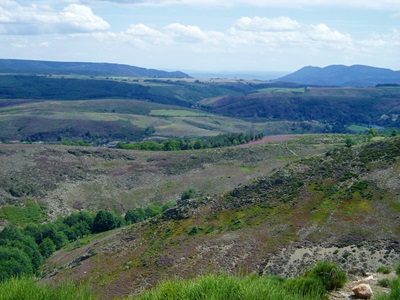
[0,277,94,300]
[131,261,346,300]
[347,125,369,133]
[257,87,306,93]
[377,266,392,274]
[376,277,400,300]
[149,110,210,117]
[0,200,47,226]
[132,273,326,300]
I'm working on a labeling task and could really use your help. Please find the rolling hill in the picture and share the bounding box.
[1,59,400,298]
[199,85,400,129]
[275,65,400,87]
[0,135,346,219]
[0,59,190,78]
[39,136,400,299]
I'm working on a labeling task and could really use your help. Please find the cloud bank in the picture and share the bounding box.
[0,1,109,35]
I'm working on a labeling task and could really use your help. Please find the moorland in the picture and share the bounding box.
[1,60,400,299]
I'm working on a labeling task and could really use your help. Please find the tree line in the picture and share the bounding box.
[116,132,265,151]
[0,201,175,281]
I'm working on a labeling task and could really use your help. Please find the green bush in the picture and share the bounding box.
[377,266,392,274]
[92,210,124,233]
[378,278,391,288]
[39,238,56,259]
[181,188,197,200]
[396,263,400,275]
[306,261,347,291]
[184,226,202,236]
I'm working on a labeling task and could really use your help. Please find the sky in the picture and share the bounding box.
[0,0,399,74]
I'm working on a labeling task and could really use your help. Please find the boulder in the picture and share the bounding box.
[352,283,373,299]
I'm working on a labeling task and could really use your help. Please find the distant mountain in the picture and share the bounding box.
[275,64,400,87]
[0,59,190,78]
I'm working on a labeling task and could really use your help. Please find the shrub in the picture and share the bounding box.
[184,226,202,236]
[39,238,56,259]
[378,278,391,288]
[181,188,197,200]
[92,210,120,233]
[144,205,163,218]
[377,266,392,274]
[125,208,146,224]
[396,263,400,275]
[306,261,347,291]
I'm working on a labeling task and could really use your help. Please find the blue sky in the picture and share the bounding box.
[0,0,399,73]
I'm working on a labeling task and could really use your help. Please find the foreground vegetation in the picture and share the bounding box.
[134,261,347,300]
[0,277,93,300]
[0,267,398,300]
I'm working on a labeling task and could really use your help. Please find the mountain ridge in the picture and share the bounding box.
[276,64,400,87]
[0,59,191,78]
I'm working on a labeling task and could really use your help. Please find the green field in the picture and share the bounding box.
[149,109,211,117]
[347,125,369,133]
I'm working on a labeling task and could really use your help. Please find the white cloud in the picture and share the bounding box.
[43,13,397,58]
[235,16,300,32]
[165,23,209,42]
[227,16,352,49]
[111,16,351,49]
[0,1,109,34]
[309,23,352,42]
[360,29,400,47]
[125,23,168,44]
[86,0,400,9]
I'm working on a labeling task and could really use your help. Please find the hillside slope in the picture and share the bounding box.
[1,135,344,220]
[276,64,400,86]
[0,59,190,78]
[42,136,400,299]
[199,85,400,128]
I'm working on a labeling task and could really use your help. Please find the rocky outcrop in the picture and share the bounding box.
[260,240,400,278]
